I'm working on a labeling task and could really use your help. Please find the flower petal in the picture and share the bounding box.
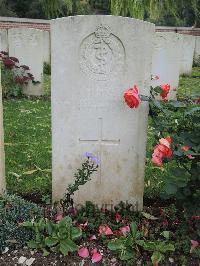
[99,225,113,236]
[91,250,102,263]
[78,247,89,258]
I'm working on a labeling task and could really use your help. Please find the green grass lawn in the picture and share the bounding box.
[3,68,200,199]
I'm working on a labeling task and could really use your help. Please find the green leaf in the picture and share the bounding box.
[161,231,170,240]
[138,241,156,251]
[120,249,134,261]
[151,251,164,264]
[130,222,137,237]
[59,239,78,255]
[27,240,38,249]
[163,183,177,195]
[157,242,175,253]
[169,101,186,108]
[45,237,58,247]
[71,227,82,240]
[108,239,125,251]
[46,220,54,235]
[41,248,50,257]
[185,107,200,115]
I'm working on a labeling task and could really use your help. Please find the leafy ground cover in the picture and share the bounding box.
[1,195,199,265]
[3,68,200,200]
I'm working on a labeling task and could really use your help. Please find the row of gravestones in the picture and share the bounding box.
[0,21,200,98]
[0,16,200,210]
[0,28,50,96]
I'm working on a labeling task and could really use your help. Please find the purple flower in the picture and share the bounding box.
[85,152,100,166]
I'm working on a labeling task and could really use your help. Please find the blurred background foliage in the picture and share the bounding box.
[0,0,199,27]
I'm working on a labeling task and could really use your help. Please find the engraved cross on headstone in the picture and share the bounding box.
[79,117,120,183]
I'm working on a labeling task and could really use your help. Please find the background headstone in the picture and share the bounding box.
[194,36,200,66]
[52,16,155,210]
[0,29,8,52]
[8,28,44,96]
[0,67,5,194]
[43,31,51,64]
[180,34,195,76]
[151,32,183,100]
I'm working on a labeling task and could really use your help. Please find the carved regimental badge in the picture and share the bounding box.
[80,25,125,80]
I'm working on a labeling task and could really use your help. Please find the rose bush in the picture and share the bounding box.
[0,51,36,98]
[124,81,200,216]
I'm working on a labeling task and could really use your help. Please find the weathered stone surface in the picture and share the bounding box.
[8,28,44,96]
[43,31,51,64]
[194,36,200,65]
[0,67,5,194]
[52,16,155,210]
[151,32,183,100]
[180,34,195,76]
[0,29,8,52]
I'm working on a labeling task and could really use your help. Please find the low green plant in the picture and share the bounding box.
[43,62,51,75]
[23,216,82,256]
[138,238,175,265]
[1,64,22,98]
[108,222,143,261]
[0,193,43,252]
[108,222,175,265]
[60,153,99,214]
[0,52,36,98]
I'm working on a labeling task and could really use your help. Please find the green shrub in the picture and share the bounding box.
[193,56,200,67]
[0,52,36,98]
[43,62,51,75]
[0,193,43,252]
[23,216,82,256]
[1,64,22,98]
[148,88,200,216]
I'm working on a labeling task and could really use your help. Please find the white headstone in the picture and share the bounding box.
[52,16,155,210]
[8,28,44,96]
[43,31,51,64]
[0,29,8,52]
[151,32,183,100]
[0,67,5,194]
[194,36,200,65]
[180,34,195,75]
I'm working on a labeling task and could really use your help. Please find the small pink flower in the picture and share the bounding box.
[78,221,88,230]
[187,154,194,159]
[78,247,89,258]
[190,240,199,253]
[115,213,121,223]
[120,226,130,236]
[55,214,63,222]
[181,145,189,151]
[151,75,160,80]
[89,235,97,241]
[99,225,113,236]
[91,249,102,263]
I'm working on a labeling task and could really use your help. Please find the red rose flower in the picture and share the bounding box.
[20,65,30,70]
[124,85,140,108]
[9,56,19,63]
[152,136,172,167]
[3,58,15,69]
[160,84,170,100]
